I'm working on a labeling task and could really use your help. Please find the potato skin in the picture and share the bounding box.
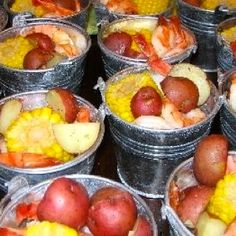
[177,185,214,228]
[161,76,199,113]
[87,187,137,236]
[193,134,229,187]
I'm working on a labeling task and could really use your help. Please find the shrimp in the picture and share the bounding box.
[133,115,175,129]
[161,98,206,128]
[151,16,194,58]
[101,0,138,14]
[161,98,185,128]
[228,74,236,113]
[24,25,78,58]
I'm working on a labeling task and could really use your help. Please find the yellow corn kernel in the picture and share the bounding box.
[221,26,236,43]
[105,71,160,122]
[5,107,73,162]
[26,221,78,236]
[208,174,236,225]
[0,36,34,69]
[133,0,170,15]
[11,0,46,17]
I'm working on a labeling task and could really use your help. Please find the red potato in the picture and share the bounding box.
[131,86,162,118]
[103,32,132,55]
[37,177,89,229]
[193,134,229,187]
[23,48,53,69]
[87,187,137,236]
[0,228,19,236]
[46,88,78,123]
[26,33,55,52]
[129,216,152,236]
[224,218,236,236]
[177,185,214,228]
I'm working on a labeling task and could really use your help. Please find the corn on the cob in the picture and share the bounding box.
[221,26,236,43]
[26,221,78,236]
[105,71,161,122]
[0,36,34,69]
[201,0,236,10]
[207,174,236,225]
[133,0,170,14]
[11,0,46,17]
[5,107,72,162]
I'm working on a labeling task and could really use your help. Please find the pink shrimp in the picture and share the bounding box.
[151,16,194,58]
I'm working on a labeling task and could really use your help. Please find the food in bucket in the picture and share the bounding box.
[167,134,236,235]
[229,74,236,112]
[99,0,170,15]
[0,88,100,168]
[105,62,211,129]
[0,177,153,236]
[183,0,236,10]
[10,0,81,17]
[103,16,194,61]
[220,25,236,59]
[0,24,86,69]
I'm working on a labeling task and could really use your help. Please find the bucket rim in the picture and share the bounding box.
[0,17,92,72]
[101,65,221,134]
[0,90,105,174]
[97,16,197,64]
[3,0,91,19]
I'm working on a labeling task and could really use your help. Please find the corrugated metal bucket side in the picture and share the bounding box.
[218,67,236,148]
[98,66,221,198]
[92,0,174,26]
[3,0,91,29]
[0,174,158,236]
[0,5,8,31]
[216,17,236,73]
[177,0,236,72]
[97,17,197,78]
[0,90,105,186]
[0,18,91,96]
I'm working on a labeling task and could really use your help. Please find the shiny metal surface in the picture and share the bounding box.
[3,0,90,29]
[0,90,105,186]
[216,17,236,73]
[177,0,236,72]
[0,5,8,31]
[218,67,236,148]
[0,18,91,96]
[97,17,197,77]
[0,174,158,236]
[98,66,221,198]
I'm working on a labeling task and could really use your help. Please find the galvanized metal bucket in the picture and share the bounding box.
[0,17,91,96]
[93,0,174,26]
[0,174,158,236]
[218,67,236,148]
[177,0,236,72]
[216,17,236,73]
[97,17,197,78]
[3,0,90,29]
[0,5,8,31]
[162,151,236,236]
[0,90,105,188]
[96,66,221,198]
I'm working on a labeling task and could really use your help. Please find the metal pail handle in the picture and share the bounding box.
[214,5,236,22]
[0,176,29,216]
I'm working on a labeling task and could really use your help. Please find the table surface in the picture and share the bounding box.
[0,35,221,236]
